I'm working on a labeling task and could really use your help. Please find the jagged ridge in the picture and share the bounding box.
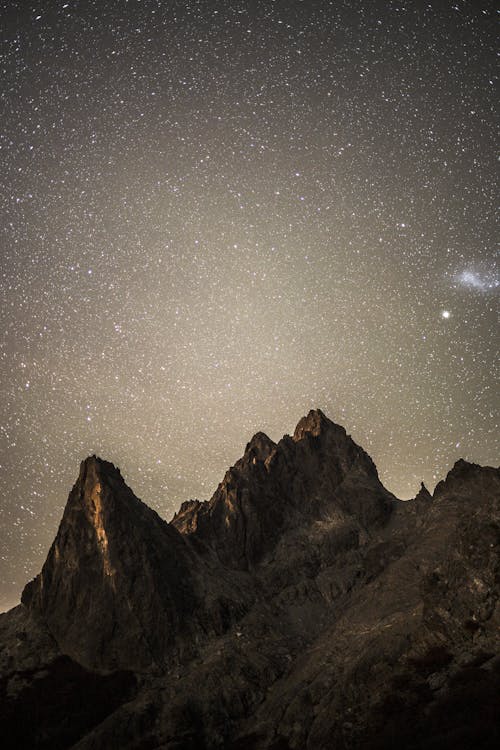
[172,409,394,569]
[1,409,498,750]
[21,455,248,671]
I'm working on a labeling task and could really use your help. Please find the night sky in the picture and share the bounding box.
[1,0,498,611]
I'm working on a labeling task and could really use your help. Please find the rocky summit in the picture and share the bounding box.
[1,409,499,749]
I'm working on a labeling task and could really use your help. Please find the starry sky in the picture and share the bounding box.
[0,0,498,611]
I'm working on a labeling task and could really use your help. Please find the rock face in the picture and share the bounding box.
[172,409,393,570]
[21,456,200,671]
[21,456,248,672]
[1,410,499,750]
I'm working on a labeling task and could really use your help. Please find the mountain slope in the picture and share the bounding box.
[172,410,394,570]
[1,409,498,750]
[21,455,250,671]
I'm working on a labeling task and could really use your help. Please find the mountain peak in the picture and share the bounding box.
[432,458,499,501]
[170,409,394,571]
[415,481,432,502]
[439,458,483,487]
[242,432,276,464]
[4,414,499,750]
[448,458,480,476]
[74,456,127,558]
[292,408,340,441]
[79,454,121,479]
[21,456,203,670]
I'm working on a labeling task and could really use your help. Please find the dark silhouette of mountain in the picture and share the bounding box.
[1,410,499,749]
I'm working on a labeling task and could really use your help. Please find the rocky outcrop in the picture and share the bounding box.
[232,457,500,750]
[1,410,499,749]
[172,409,394,570]
[21,456,249,672]
[21,456,202,670]
[414,480,432,503]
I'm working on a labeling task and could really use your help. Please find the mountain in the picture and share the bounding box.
[1,409,499,749]
[20,456,248,672]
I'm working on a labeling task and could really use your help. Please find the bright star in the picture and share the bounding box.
[441,310,451,319]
